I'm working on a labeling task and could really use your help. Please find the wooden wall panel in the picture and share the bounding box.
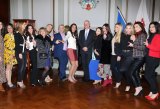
[0,0,10,25]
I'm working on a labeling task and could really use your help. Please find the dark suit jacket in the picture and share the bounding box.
[78,29,95,53]
[52,33,64,58]
[14,32,26,55]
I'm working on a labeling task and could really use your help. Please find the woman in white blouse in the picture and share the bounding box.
[63,23,78,83]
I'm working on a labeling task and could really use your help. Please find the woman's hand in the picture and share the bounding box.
[117,56,121,61]
[130,35,136,41]
[61,40,65,43]
[19,54,22,59]
[0,57,2,62]
[128,42,134,47]
[144,40,148,46]
[94,49,99,56]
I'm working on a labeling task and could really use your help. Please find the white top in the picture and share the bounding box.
[26,35,35,51]
[64,31,77,50]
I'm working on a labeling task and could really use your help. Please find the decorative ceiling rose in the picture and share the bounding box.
[79,0,99,11]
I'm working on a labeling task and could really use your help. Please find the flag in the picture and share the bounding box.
[136,0,150,31]
[117,7,127,31]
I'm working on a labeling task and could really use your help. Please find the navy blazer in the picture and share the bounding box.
[52,33,64,57]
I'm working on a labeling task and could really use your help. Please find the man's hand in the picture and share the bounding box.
[55,40,61,44]
[83,47,88,52]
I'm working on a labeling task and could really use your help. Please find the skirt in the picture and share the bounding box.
[67,48,78,61]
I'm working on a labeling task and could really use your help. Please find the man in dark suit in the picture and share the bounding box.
[79,20,95,81]
[52,24,68,81]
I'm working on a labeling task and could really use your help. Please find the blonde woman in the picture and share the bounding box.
[36,27,51,86]
[111,23,125,88]
[4,23,17,88]
[119,23,135,91]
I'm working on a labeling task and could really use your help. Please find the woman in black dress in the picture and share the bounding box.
[100,24,113,87]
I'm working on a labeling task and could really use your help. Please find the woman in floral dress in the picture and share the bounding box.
[4,23,17,88]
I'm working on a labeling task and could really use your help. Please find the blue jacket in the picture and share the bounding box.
[52,33,64,57]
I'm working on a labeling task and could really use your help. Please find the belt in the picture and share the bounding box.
[123,50,132,52]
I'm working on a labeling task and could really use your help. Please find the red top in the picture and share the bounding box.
[147,34,160,58]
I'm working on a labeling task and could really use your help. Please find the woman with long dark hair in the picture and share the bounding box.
[24,24,38,86]
[91,27,103,85]
[128,22,147,96]
[120,23,134,92]
[63,23,78,83]
[0,21,6,91]
[100,23,113,87]
[144,21,160,101]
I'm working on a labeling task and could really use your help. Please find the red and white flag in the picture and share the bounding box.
[136,0,150,31]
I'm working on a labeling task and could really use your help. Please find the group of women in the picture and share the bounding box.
[0,21,54,90]
[0,20,160,101]
[91,21,160,101]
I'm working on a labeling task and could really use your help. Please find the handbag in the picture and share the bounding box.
[89,50,101,80]
[97,64,106,78]
[39,53,48,59]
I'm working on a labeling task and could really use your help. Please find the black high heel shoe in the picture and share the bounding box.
[134,89,143,96]
[38,79,46,86]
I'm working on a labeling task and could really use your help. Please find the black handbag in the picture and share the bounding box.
[39,53,48,59]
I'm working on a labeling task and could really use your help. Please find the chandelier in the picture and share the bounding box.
[79,0,100,11]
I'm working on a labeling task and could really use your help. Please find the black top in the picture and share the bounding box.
[100,33,113,64]
[114,33,126,56]
[94,35,102,60]
[14,32,26,55]
[120,34,133,57]
[121,34,133,50]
